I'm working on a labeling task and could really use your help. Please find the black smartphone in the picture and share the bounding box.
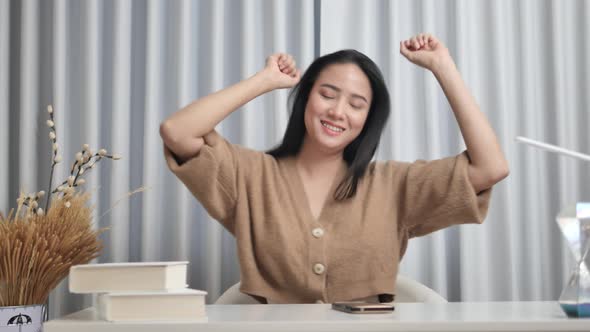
[331,302,395,314]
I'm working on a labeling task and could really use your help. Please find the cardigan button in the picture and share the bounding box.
[312,228,324,238]
[313,263,325,275]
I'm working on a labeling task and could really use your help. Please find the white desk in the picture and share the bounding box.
[44,301,590,332]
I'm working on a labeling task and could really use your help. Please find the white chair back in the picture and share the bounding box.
[214,275,447,304]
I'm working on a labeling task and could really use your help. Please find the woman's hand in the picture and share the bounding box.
[400,33,453,73]
[259,53,301,91]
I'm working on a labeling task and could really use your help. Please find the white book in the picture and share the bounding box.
[69,261,189,293]
[97,288,207,322]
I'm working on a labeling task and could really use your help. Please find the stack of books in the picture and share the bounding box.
[69,261,207,322]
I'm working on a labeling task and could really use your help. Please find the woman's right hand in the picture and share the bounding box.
[259,53,301,90]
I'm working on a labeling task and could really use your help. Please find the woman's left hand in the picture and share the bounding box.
[400,33,452,72]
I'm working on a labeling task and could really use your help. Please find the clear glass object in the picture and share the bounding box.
[556,202,590,317]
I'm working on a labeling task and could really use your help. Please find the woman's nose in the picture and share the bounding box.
[327,100,346,118]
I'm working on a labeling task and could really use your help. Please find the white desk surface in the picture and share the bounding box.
[44,301,590,332]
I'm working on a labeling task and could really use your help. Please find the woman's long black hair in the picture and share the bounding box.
[268,50,390,200]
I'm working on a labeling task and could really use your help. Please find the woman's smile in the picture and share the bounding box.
[320,120,345,136]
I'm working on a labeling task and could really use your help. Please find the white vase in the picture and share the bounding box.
[0,304,46,332]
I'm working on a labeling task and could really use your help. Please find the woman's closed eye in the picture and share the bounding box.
[350,99,369,109]
[320,93,336,100]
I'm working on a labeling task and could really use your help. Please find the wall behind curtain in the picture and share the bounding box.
[2,0,589,319]
[1,0,315,318]
[321,0,590,302]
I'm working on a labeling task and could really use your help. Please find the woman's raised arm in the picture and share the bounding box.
[400,33,509,193]
[160,53,300,162]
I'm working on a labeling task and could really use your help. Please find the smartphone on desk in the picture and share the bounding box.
[331,302,395,314]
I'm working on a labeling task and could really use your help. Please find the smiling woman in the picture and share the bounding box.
[160,34,508,305]
[266,50,391,204]
[304,64,372,151]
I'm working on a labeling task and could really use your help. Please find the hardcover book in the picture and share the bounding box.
[69,261,189,293]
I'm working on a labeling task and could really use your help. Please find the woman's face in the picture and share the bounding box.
[304,63,372,154]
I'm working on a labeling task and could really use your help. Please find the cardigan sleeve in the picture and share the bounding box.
[397,151,492,238]
[163,130,245,234]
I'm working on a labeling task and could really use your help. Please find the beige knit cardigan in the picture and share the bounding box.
[165,130,491,303]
